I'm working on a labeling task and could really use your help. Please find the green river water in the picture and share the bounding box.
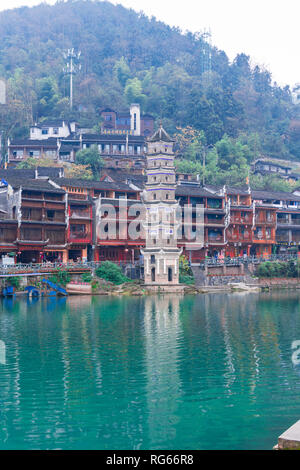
[1,291,300,450]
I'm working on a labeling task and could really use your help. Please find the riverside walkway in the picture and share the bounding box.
[0,254,298,277]
[191,253,299,268]
[0,261,93,277]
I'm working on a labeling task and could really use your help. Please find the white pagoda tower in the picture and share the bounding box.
[141,124,182,291]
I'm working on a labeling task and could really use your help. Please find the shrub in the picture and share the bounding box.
[179,255,194,285]
[5,277,21,289]
[49,268,70,286]
[95,261,130,285]
[257,260,300,278]
[81,272,92,283]
[179,255,193,276]
[179,273,195,285]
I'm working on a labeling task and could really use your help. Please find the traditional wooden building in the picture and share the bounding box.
[53,177,142,263]
[0,173,67,263]
[176,184,227,262]
[225,187,254,257]
[251,190,278,257]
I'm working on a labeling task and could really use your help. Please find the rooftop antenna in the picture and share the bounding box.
[63,48,81,110]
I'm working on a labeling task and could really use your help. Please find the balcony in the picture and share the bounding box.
[208,236,223,243]
[68,193,88,200]
[205,217,224,225]
[69,232,91,243]
[70,210,91,219]
[232,216,252,224]
[255,217,275,224]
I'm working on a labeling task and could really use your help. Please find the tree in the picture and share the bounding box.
[76,145,104,178]
[124,77,146,106]
[16,157,59,169]
[113,56,131,87]
[64,164,93,180]
[35,76,60,118]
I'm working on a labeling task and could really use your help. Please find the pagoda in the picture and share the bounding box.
[141,124,183,291]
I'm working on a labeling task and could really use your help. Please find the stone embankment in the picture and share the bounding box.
[257,278,300,289]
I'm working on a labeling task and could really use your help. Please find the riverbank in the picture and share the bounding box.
[6,275,300,297]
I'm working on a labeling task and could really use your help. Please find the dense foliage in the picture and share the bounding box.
[0,0,299,188]
[95,261,130,284]
[179,255,194,285]
[4,276,21,289]
[75,145,104,178]
[49,268,71,286]
[257,260,300,278]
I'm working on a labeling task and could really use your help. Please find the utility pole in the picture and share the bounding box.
[63,48,81,110]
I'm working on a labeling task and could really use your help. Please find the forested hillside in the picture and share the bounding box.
[0,0,300,188]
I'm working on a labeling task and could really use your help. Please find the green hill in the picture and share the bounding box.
[0,0,299,188]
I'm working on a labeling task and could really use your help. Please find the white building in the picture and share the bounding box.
[30,120,77,140]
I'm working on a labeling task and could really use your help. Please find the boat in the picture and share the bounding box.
[66,282,92,295]
[2,286,15,297]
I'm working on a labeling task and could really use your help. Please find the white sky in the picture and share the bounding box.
[0,0,299,87]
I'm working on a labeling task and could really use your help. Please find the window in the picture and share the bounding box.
[105,115,112,121]
[42,129,48,135]
[151,255,155,264]
[153,193,156,200]
[53,128,59,135]
[47,210,55,220]
[13,150,23,158]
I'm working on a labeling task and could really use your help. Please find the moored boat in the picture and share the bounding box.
[66,282,92,295]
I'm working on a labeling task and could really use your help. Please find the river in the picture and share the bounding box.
[1,292,300,450]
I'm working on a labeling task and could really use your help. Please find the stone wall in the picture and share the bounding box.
[192,264,247,286]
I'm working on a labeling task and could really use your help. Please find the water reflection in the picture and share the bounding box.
[143,295,183,448]
[0,292,300,449]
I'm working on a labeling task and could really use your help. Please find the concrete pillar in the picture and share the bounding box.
[62,250,68,263]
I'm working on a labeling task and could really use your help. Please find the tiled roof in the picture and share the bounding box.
[37,167,64,177]
[176,185,223,198]
[148,125,174,143]
[9,138,58,147]
[0,167,64,179]
[0,176,65,193]
[53,177,138,192]
[81,133,145,143]
[101,169,146,187]
[252,189,300,201]
[0,168,36,179]
[226,186,250,195]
